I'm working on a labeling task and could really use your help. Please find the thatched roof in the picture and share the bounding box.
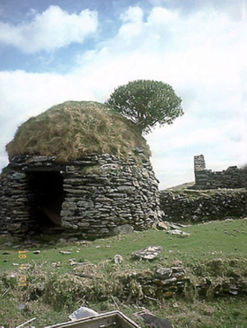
[6,101,151,162]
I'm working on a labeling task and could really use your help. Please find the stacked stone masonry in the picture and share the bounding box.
[0,154,161,238]
[160,189,247,223]
[136,266,247,299]
[193,154,247,189]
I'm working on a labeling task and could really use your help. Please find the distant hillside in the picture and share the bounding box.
[165,181,195,191]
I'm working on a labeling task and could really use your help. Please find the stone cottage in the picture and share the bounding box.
[0,101,161,238]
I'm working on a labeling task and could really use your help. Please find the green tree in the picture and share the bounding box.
[106,80,183,134]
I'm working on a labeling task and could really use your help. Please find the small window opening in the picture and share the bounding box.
[27,171,65,232]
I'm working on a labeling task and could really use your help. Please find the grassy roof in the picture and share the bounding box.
[6,101,151,162]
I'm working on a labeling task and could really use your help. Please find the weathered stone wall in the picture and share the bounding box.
[0,154,161,238]
[61,154,160,238]
[0,171,30,234]
[160,189,247,223]
[193,155,247,189]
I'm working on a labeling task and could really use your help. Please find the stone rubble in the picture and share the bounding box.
[131,246,163,260]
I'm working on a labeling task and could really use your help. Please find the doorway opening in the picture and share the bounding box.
[27,170,65,232]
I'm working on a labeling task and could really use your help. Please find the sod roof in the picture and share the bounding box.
[6,101,151,162]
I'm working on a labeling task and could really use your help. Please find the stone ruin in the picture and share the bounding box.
[192,154,247,189]
[0,101,161,238]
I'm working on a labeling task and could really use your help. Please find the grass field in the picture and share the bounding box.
[0,218,247,327]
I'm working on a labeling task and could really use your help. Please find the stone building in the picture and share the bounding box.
[0,101,161,238]
[192,154,247,189]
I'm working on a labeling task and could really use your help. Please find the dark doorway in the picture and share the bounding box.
[27,171,65,231]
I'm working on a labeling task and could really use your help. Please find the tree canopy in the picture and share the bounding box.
[106,80,183,134]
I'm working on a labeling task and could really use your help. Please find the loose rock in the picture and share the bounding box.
[131,246,163,260]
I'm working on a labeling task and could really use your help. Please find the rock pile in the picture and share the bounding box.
[153,266,187,297]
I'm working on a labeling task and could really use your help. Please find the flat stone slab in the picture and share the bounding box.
[131,246,163,260]
[166,230,190,237]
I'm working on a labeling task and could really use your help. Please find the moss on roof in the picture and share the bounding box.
[6,101,151,162]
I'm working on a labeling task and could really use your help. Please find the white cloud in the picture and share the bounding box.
[0,5,246,188]
[120,6,144,23]
[0,6,98,53]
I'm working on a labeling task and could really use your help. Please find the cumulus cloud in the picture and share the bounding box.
[0,6,98,53]
[0,5,246,188]
[148,0,245,21]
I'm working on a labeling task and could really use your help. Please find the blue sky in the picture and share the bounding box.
[0,0,246,188]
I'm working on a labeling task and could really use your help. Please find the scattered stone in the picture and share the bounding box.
[203,308,213,316]
[18,304,26,311]
[68,237,78,242]
[69,306,98,321]
[68,259,76,266]
[225,218,234,222]
[113,254,123,264]
[229,286,238,295]
[7,273,16,279]
[175,223,188,228]
[76,240,88,246]
[169,223,181,230]
[59,238,67,243]
[166,230,190,237]
[33,250,40,254]
[157,222,168,230]
[112,224,134,236]
[52,262,61,267]
[131,246,163,260]
[59,251,71,255]
[135,310,173,328]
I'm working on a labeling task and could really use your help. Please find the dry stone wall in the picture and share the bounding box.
[160,189,247,223]
[0,171,30,234]
[0,153,161,238]
[193,155,247,189]
[61,154,161,238]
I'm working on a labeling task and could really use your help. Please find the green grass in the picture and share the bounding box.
[0,219,247,327]
[1,219,246,272]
